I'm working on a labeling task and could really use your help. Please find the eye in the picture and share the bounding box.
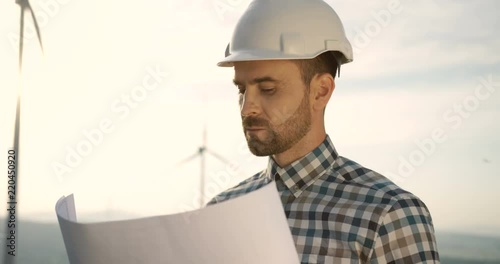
[260,87,275,94]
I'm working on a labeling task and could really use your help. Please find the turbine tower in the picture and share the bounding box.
[3,1,43,263]
[176,124,231,207]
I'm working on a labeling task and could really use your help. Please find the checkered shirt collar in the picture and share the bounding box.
[265,135,338,197]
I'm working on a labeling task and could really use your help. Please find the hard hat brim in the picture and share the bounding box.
[217,49,324,67]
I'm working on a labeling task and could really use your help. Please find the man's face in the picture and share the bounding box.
[233,60,312,156]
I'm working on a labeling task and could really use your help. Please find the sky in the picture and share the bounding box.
[0,0,499,237]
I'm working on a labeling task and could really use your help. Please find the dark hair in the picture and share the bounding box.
[293,51,339,88]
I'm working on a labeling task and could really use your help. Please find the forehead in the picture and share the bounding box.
[233,60,301,85]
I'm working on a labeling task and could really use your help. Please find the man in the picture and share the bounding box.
[207,0,440,263]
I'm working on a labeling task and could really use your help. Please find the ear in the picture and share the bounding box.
[310,73,335,112]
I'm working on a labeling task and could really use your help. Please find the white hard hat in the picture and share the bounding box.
[217,0,353,68]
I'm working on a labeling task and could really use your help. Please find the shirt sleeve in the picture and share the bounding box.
[369,197,440,263]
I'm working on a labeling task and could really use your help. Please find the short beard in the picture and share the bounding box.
[242,93,311,156]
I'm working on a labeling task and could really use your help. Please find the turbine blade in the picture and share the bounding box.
[206,149,231,164]
[26,1,44,52]
[175,152,199,167]
[202,124,207,147]
[18,4,25,70]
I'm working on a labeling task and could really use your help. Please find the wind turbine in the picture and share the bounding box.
[176,124,231,207]
[3,1,43,263]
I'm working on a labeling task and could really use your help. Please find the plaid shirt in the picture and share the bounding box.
[207,135,440,263]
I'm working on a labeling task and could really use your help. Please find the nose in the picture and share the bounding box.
[240,88,261,117]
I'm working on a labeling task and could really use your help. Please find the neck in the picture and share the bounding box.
[272,127,326,168]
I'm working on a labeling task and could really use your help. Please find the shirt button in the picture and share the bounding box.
[293,185,300,192]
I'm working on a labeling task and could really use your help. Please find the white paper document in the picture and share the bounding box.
[55,183,300,264]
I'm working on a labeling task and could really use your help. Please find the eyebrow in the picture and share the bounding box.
[233,76,281,86]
